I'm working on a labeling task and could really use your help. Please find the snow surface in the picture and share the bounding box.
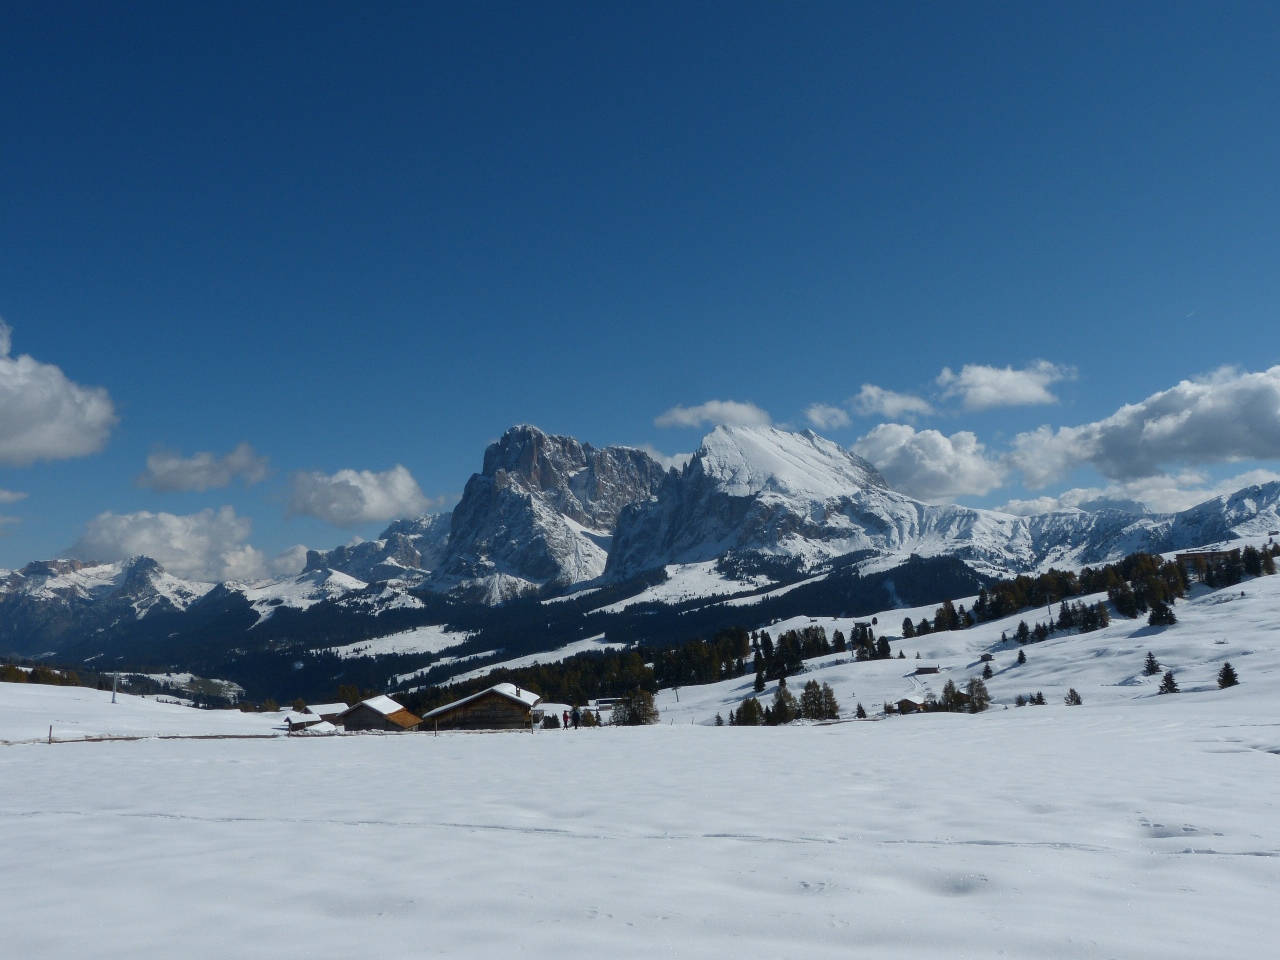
[442,634,625,685]
[3,573,1280,958]
[596,561,768,613]
[0,684,280,743]
[317,623,473,659]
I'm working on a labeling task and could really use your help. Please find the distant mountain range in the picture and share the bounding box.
[3,423,1278,699]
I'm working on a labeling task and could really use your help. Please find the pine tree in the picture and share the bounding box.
[897,650,905,659]
[940,679,962,712]
[1015,620,1031,644]
[771,678,797,724]
[735,696,764,725]
[965,677,991,713]
[820,682,840,720]
[1143,651,1160,676]
[982,662,993,680]
[901,618,915,638]
[1033,691,1046,705]
[855,702,867,719]
[754,668,765,693]
[714,712,724,726]
[1158,670,1179,694]
[799,679,824,720]
[1016,649,1026,665]
[1064,688,1082,706]
[1217,662,1239,688]
[1014,694,1026,707]
[1147,601,1177,627]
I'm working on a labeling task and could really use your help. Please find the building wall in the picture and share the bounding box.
[342,705,398,731]
[431,692,532,730]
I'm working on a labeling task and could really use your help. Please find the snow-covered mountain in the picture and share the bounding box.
[4,423,1280,683]
[607,425,1280,580]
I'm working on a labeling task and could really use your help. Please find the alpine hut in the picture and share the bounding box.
[337,695,421,732]
[423,683,543,731]
[304,702,350,723]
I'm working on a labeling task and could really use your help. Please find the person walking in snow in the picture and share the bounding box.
[571,706,581,729]
[562,709,569,729]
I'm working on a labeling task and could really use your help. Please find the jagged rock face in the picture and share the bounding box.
[606,425,1280,581]
[607,426,918,578]
[439,424,669,595]
[305,514,452,582]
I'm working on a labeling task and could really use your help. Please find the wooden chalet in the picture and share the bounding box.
[423,683,543,731]
[896,696,926,714]
[337,695,421,732]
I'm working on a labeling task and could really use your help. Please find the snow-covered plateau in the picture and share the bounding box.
[3,565,1280,958]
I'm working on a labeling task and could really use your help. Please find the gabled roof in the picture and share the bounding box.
[423,682,543,720]
[305,702,349,717]
[345,695,408,717]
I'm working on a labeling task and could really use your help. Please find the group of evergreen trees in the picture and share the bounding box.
[730,676,840,725]
[748,625,836,691]
[1,663,83,686]
[1014,692,1047,706]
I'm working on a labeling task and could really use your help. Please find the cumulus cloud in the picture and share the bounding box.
[69,506,267,582]
[270,544,311,577]
[852,384,934,419]
[0,318,117,465]
[937,361,1075,410]
[999,468,1280,517]
[654,400,772,429]
[636,444,693,471]
[804,404,851,430]
[137,442,269,492]
[287,465,434,527]
[0,489,28,504]
[853,423,1008,501]
[1011,366,1280,487]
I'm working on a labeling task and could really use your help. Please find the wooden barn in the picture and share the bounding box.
[896,696,926,714]
[423,683,543,731]
[337,695,421,732]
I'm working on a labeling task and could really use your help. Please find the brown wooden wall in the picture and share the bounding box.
[431,692,532,730]
[342,705,401,731]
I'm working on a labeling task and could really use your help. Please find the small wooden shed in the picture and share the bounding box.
[913,666,940,675]
[423,683,542,731]
[896,696,926,714]
[337,695,421,732]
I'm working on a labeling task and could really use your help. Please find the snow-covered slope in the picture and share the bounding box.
[5,571,1280,959]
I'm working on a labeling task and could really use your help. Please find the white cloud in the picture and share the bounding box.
[654,400,772,429]
[999,468,1280,517]
[852,384,934,419]
[1011,365,1280,487]
[853,423,1008,501]
[0,489,28,504]
[937,361,1075,410]
[137,442,269,492]
[69,506,267,582]
[270,544,311,577]
[636,444,693,471]
[287,465,434,527]
[0,319,117,465]
[804,404,851,430]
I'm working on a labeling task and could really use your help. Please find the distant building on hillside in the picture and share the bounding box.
[896,696,926,714]
[1175,549,1239,578]
[978,653,994,663]
[913,666,940,675]
[304,702,350,723]
[423,683,543,731]
[337,695,421,732]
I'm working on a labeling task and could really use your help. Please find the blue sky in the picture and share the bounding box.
[2,2,1280,579]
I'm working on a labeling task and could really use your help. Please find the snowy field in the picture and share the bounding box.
[4,571,1280,958]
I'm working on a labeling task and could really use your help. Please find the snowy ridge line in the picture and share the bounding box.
[1,732,283,747]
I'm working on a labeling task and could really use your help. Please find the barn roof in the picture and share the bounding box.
[347,695,408,718]
[423,682,543,720]
[305,702,349,717]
